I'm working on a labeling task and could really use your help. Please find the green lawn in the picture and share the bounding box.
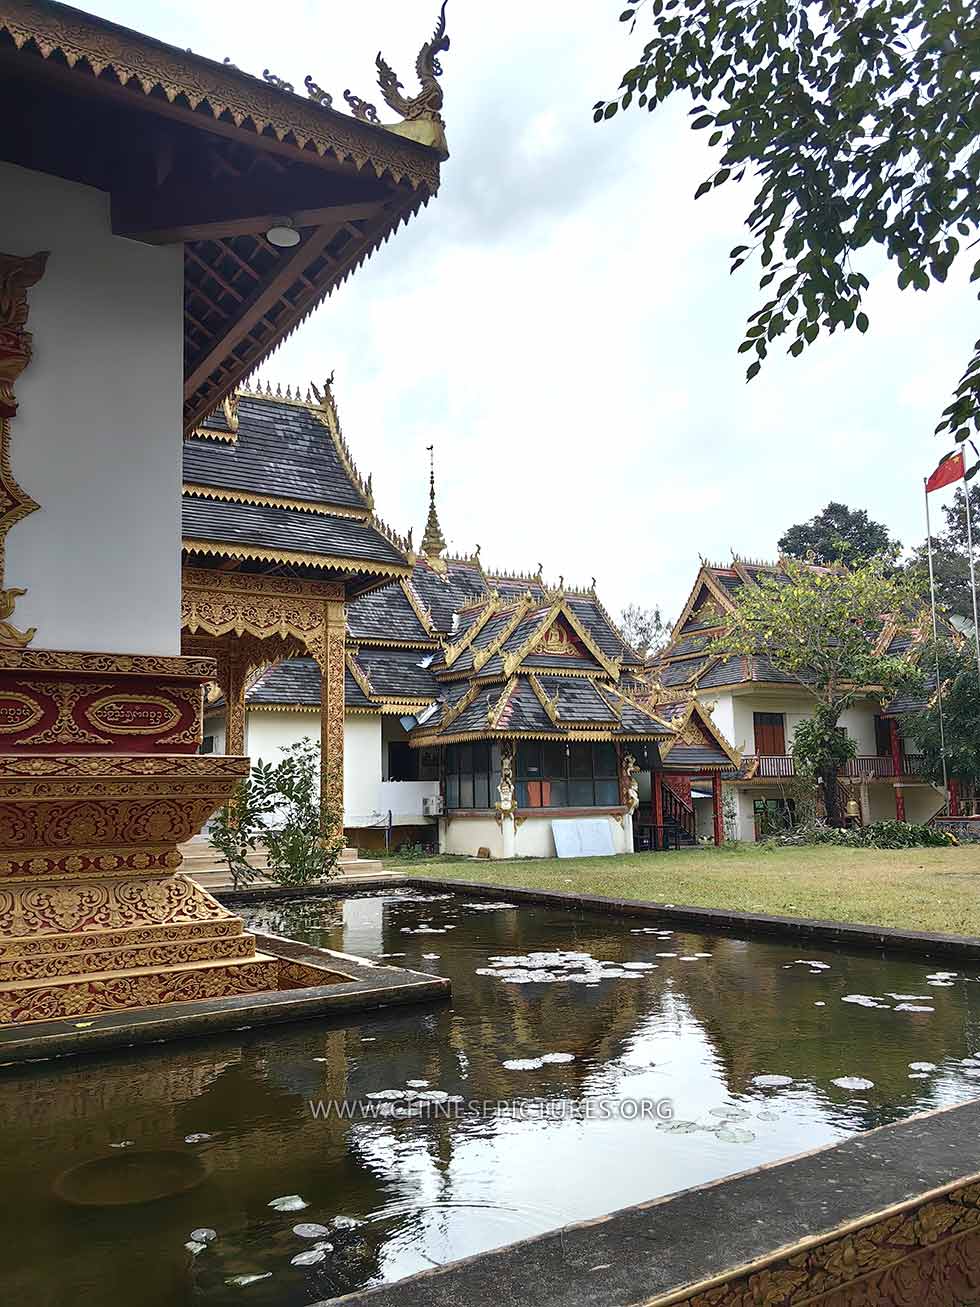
[395,844,980,937]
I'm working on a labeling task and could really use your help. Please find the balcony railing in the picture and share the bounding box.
[744,754,926,780]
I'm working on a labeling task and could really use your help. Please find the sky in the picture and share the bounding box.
[94,0,979,622]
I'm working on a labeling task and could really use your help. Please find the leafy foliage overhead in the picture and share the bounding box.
[599,0,980,439]
[779,501,898,564]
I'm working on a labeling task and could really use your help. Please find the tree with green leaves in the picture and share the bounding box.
[907,640,980,789]
[904,484,980,621]
[710,558,921,825]
[619,602,672,656]
[209,738,345,887]
[778,502,899,565]
[598,0,980,442]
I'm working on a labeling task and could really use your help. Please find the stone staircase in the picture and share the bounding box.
[178,834,391,889]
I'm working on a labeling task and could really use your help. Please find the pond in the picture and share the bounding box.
[2,887,980,1306]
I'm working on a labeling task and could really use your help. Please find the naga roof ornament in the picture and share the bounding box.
[375,2,451,155]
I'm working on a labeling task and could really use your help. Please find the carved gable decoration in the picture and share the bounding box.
[678,715,713,748]
[538,618,583,658]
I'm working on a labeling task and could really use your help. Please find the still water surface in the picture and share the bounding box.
[3,888,980,1306]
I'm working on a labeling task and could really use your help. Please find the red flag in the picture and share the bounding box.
[926,450,965,493]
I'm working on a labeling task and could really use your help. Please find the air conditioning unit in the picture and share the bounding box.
[422,794,445,817]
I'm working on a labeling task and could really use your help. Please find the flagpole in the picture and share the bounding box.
[962,467,980,685]
[923,478,949,797]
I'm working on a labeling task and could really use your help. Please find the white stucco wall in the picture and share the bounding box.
[444,813,628,859]
[705,690,883,758]
[2,162,183,654]
[343,715,384,827]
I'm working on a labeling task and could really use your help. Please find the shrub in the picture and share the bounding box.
[773,819,956,849]
[208,738,345,887]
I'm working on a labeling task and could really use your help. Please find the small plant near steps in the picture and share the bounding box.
[206,740,346,890]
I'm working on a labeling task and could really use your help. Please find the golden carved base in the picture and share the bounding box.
[0,749,276,1027]
[0,953,281,1025]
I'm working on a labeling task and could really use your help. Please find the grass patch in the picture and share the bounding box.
[396,843,980,937]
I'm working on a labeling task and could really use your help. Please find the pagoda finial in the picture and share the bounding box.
[420,443,447,558]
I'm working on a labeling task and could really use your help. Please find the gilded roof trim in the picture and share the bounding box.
[182,539,410,578]
[400,577,438,639]
[183,485,370,522]
[0,0,442,191]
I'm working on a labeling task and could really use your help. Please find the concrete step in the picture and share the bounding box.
[0,953,281,1025]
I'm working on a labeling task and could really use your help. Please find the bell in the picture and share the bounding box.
[846,798,861,820]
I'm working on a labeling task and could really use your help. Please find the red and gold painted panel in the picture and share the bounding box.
[0,668,205,754]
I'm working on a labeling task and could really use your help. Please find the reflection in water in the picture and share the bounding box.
[2,889,980,1306]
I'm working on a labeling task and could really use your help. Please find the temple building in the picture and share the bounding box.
[650,558,949,840]
[0,0,450,1025]
[202,406,740,855]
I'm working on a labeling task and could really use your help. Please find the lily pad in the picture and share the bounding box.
[831,1077,874,1091]
[268,1195,307,1212]
[751,1074,793,1088]
[716,1126,755,1143]
[909,1062,937,1072]
[226,1274,272,1287]
[190,1228,217,1244]
[502,1058,543,1071]
[293,1223,331,1239]
[291,1247,329,1266]
[541,1052,576,1064]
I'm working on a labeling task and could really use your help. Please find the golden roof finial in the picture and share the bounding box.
[420,443,447,558]
[375,3,450,155]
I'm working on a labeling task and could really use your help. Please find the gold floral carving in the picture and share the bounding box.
[664,1179,980,1307]
[13,680,112,746]
[0,649,217,679]
[0,873,234,939]
[0,250,48,649]
[0,955,282,1025]
[0,931,254,983]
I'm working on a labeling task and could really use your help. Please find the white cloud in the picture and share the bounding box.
[98,0,980,621]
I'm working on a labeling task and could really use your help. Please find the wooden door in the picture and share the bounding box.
[753,711,786,755]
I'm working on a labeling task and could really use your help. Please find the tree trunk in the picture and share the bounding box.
[821,765,843,827]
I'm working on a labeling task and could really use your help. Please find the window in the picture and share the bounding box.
[387,742,418,781]
[445,743,500,810]
[753,711,785,755]
[200,735,215,755]
[874,714,893,757]
[516,742,619,809]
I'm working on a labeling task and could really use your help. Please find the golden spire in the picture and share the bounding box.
[421,444,447,557]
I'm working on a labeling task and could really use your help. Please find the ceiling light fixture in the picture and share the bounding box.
[265,217,300,248]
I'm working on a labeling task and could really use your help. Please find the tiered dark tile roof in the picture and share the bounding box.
[347,583,433,645]
[182,497,407,571]
[351,648,441,701]
[184,396,369,508]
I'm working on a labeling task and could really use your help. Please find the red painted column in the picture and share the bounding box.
[652,769,664,851]
[949,779,960,818]
[890,720,906,821]
[712,772,724,846]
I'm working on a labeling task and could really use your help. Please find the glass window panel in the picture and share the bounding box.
[516,780,531,806]
[595,779,619,806]
[473,743,490,773]
[458,745,473,775]
[548,780,568,807]
[474,773,490,809]
[593,744,618,777]
[491,744,502,772]
[541,741,566,778]
[568,744,592,778]
[490,770,501,804]
[518,743,541,777]
[459,775,474,808]
[446,774,459,808]
[569,780,595,807]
